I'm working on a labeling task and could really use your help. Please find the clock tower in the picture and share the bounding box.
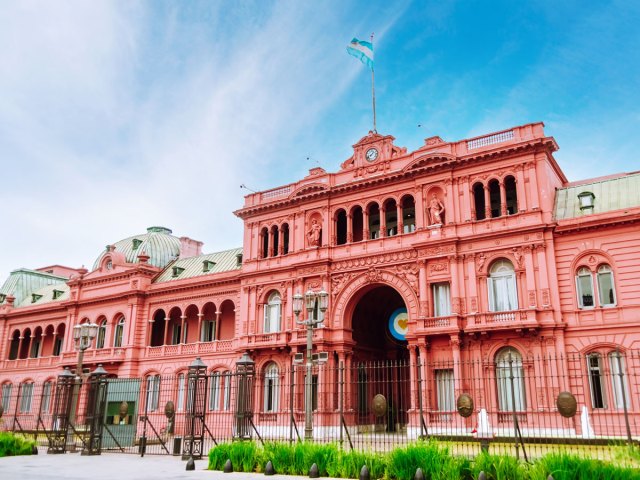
[340,130,407,176]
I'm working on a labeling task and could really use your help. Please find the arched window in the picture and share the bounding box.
[576,267,595,308]
[96,320,107,349]
[8,330,20,360]
[351,206,363,242]
[495,348,526,411]
[384,198,398,236]
[1,383,12,412]
[597,265,616,306]
[473,183,486,220]
[488,260,518,312]
[113,317,125,347]
[263,292,281,333]
[368,203,380,239]
[263,363,279,412]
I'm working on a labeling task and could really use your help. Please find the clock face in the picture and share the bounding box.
[365,148,379,162]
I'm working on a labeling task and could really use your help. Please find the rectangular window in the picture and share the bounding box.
[202,320,215,342]
[1,384,12,412]
[598,271,616,306]
[488,276,518,312]
[223,373,231,411]
[41,382,52,413]
[263,303,280,333]
[172,325,181,345]
[577,273,595,308]
[609,353,629,409]
[19,383,34,413]
[432,283,451,317]
[146,376,160,411]
[53,337,63,356]
[587,354,606,409]
[435,369,455,412]
[209,373,221,411]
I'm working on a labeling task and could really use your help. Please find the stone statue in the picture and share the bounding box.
[307,218,321,247]
[428,194,445,225]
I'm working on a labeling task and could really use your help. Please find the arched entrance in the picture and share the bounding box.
[348,284,410,431]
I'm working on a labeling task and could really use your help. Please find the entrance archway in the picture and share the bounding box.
[348,284,410,431]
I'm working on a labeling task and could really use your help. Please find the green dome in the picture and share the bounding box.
[93,226,181,270]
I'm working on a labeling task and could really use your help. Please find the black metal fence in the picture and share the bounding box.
[1,350,639,462]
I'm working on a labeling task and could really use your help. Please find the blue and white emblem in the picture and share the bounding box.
[388,307,408,341]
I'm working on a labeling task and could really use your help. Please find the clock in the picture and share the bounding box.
[365,148,379,162]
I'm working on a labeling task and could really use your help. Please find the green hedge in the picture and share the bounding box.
[0,432,36,457]
[208,440,640,480]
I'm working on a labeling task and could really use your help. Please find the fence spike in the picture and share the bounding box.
[265,460,275,476]
[224,459,233,473]
[309,463,320,478]
[478,472,487,480]
[360,465,370,480]
[547,476,554,480]
[186,457,195,471]
[414,467,425,480]
[31,445,38,455]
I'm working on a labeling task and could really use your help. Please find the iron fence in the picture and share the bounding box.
[1,350,639,462]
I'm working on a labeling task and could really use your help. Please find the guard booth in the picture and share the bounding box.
[101,378,140,449]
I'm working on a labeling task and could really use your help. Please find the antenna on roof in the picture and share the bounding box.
[240,184,256,193]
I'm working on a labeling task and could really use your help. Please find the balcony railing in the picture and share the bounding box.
[145,340,234,357]
[465,309,539,332]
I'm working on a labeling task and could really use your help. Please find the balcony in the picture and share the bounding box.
[465,309,539,334]
[145,340,234,358]
[417,315,462,335]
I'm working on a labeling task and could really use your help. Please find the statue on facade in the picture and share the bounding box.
[428,194,445,225]
[307,219,322,247]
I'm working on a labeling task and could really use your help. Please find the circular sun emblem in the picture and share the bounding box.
[388,307,409,341]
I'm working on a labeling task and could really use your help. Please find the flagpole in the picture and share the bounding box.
[371,32,377,133]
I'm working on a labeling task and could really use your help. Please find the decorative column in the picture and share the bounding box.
[347,213,353,243]
[417,344,429,411]
[449,255,461,314]
[215,312,222,340]
[180,315,187,344]
[17,335,24,359]
[466,256,478,313]
[418,260,428,317]
[408,346,417,410]
[515,165,527,212]
[279,228,285,255]
[499,181,507,216]
[536,244,551,307]
[268,229,274,257]
[524,247,537,308]
[363,209,370,240]
[380,207,387,238]
[483,185,491,219]
[460,177,471,222]
[396,203,403,234]
[163,317,170,345]
[527,161,540,210]
[197,313,204,341]
[444,179,454,224]
[451,336,462,397]
[415,187,425,229]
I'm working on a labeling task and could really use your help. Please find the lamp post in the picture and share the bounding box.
[68,322,98,449]
[293,289,328,441]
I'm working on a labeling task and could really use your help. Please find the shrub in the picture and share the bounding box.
[472,452,527,480]
[0,432,36,457]
[387,440,471,480]
[537,452,640,480]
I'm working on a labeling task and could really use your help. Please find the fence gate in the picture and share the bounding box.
[47,368,75,454]
[83,367,109,455]
[182,358,209,460]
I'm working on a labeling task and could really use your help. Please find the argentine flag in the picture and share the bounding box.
[346,38,374,70]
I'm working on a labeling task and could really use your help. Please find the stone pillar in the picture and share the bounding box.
[380,207,387,238]
[450,255,461,314]
[499,181,507,216]
[279,228,285,255]
[536,244,551,307]
[396,203,403,234]
[524,247,536,308]
[164,317,170,345]
[515,166,527,212]
[444,179,454,224]
[483,185,491,218]
[268,229,274,257]
[528,161,540,210]
[197,313,204,341]
[415,187,425,229]
[466,256,478,313]
[461,177,471,222]
[363,209,370,240]
[347,213,353,243]
[418,260,428,317]
[408,346,417,410]
[180,315,187,343]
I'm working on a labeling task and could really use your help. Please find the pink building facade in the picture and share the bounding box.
[1,122,639,442]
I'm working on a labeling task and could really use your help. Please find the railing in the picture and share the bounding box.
[145,340,234,357]
[261,185,292,201]
[466,309,536,331]
[467,129,514,150]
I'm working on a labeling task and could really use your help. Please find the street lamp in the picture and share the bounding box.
[293,289,328,441]
[69,322,99,449]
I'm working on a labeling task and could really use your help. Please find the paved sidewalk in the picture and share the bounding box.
[0,453,325,480]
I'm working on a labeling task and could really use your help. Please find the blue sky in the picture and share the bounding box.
[1,0,638,280]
